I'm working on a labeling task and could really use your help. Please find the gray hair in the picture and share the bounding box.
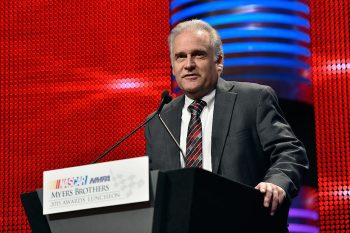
[168,19,224,65]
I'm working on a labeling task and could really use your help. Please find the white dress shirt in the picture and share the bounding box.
[180,89,216,171]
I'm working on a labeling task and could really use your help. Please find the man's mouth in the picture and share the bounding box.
[183,74,199,79]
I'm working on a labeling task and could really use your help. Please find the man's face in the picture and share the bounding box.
[172,30,223,100]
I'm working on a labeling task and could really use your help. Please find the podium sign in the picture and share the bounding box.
[43,156,149,215]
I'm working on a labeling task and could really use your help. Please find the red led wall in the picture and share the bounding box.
[0,1,170,232]
[310,0,350,231]
[2,0,350,232]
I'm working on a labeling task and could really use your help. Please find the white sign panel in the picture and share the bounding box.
[43,156,149,215]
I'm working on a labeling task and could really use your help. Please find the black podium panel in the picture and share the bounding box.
[21,191,51,233]
[153,168,289,233]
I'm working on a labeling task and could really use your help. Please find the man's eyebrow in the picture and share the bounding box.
[192,49,207,54]
[174,52,186,57]
[174,49,207,56]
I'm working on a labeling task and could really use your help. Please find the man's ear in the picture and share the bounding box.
[217,54,223,63]
[217,64,223,74]
[216,55,224,74]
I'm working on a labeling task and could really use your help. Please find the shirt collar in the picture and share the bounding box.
[184,89,216,111]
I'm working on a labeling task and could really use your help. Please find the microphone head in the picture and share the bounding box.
[161,90,173,104]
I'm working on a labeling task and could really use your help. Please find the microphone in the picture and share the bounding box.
[157,90,173,114]
[91,90,172,164]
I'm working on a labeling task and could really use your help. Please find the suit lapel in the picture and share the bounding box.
[159,96,184,169]
[211,79,237,173]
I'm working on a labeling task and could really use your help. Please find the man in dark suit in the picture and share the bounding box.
[145,19,308,217]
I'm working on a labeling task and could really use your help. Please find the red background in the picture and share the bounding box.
[1,0,350,232]
[310,0,350,231]
[1,1,170,231]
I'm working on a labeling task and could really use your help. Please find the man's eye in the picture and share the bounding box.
[195,53,206,58]
[175,56,185,61]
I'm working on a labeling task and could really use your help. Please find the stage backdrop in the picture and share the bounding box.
[1,0,350,232]
[1,1,170,232]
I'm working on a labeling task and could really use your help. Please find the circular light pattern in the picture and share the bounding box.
[170,0,312,103]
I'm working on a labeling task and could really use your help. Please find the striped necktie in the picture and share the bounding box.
[185,100,207,168]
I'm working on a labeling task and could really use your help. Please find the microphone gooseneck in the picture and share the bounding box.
[156,90,186,164]
[157,114,186,164]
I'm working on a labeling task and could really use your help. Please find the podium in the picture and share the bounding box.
[21,168,289,233]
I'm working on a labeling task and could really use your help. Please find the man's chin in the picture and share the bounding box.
[182,88,204,99]
[181,82,201,91]
[183,87,200,95]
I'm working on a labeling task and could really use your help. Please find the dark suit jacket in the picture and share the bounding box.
[145,78,308,200]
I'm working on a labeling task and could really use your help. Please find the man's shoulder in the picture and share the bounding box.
[229,80,271,92]
[218,79,278,105]
[217,78,272,93]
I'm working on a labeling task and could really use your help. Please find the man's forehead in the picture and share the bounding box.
[174,29,209,41]
[173,30,211,51]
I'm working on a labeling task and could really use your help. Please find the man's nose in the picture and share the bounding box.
[184,56,195,70]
